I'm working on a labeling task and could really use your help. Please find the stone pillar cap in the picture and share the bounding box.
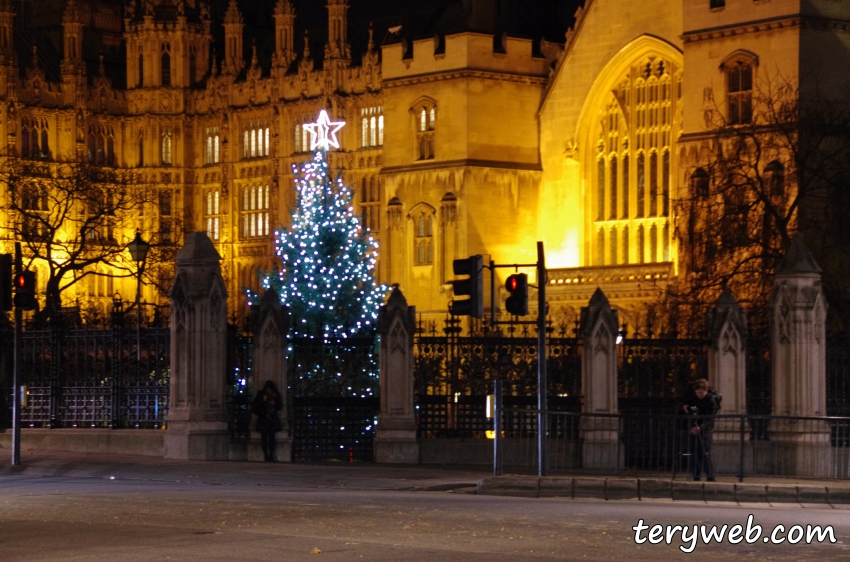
[776,233,821,275]
[176,232,222,264]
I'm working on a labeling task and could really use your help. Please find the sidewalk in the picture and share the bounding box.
[477,474,850,505]
[0,447,488,493]
[4,447,850,506]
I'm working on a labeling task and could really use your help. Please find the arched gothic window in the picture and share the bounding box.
[205,190,221,241]
[361,106,384,148]
[413,208,434,265]
[724,56,755,125]
[413,100,436,160]
[592,57,679,266]
[161,127,172,165]
[242,185,270,239]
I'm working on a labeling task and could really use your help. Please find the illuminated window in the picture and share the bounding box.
[161,128,172,165]
[205,127,220,165]
[593,57,679,265]
[242,185,270,239]
[243,121,270,159]
[361,106,384,148]
[413,209,434,265]
[294,116,314,153]
[205,190,221,241]
[414,102,436,160]
[360,176,380,233]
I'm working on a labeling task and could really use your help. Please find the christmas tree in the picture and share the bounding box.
[254,111,388,340]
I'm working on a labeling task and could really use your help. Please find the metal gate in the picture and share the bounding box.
[288,336,380,462]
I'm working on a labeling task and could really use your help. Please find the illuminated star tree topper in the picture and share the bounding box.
[251,110,388,339]
[303,109,346,151]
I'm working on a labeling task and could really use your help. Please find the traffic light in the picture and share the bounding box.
[449,255,484,318]
[14,270,37,311]
[0,254,11,311]
[505,273,529,316]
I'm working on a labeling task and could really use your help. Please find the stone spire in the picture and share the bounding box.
[324,0,350,60]
[776,233,822,275]
[223,0,244,75]
[273,0,296,69]
[298,29,313,73]
[61,0,85,76]
[0,0,15,64]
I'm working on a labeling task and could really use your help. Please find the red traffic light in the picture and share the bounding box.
[13,270,37,310]
[505,273,529,316]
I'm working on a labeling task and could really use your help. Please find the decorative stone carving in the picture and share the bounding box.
[769,234,830,477]
[580,288,618,414]
[165,232,230,460]
[771,234,827,417]
[375,287,419,463]
[707,288,747,415]
[579,288,620,470]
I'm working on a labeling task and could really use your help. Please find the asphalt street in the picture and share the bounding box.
[2,464,850,561]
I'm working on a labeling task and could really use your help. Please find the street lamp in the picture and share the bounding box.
[127,231,150,364]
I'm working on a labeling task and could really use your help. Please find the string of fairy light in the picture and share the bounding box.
[248,111,388,343]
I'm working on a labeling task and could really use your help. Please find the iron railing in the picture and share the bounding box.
[493,410,850,480]
[4,320,170,429]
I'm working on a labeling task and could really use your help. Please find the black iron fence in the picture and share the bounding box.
[3,318,170,429]
[226,325,253,440]
[828,340,850,417]
[618,338,709,415]
[288,336,380,462]
[494,410,850,479]
[413,323,582,437]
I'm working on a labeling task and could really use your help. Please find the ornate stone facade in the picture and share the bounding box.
[0,0,848,326]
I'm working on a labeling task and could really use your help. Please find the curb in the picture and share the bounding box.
[476,476,850,505]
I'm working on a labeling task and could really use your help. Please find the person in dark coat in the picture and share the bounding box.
[678,378,718,481]
[252,380,283,462]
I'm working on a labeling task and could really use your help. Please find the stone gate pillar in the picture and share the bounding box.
[375,287,419,463]
[707,288,748,472]
[770,234,830,476]
[580,288,619,469]
[164,233,230,460]
[249,287,291,462]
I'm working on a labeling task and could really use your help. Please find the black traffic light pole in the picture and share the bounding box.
[452,243,548,476]
[536,241,547,476]
[12,242,22,466]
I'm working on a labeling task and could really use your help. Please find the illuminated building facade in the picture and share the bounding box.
[0,0,848,326]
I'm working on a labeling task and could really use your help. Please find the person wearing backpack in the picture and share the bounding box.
[678,378,720,481]
[252,380,283,462]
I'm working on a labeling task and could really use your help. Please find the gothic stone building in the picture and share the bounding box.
[0,0,848,328]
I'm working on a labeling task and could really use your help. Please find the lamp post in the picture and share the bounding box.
[127,231,150,364]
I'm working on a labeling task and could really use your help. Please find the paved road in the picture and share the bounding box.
[1,452,850,561]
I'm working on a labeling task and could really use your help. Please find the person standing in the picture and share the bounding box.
[678,378,719,481]
[252,380,283,462]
